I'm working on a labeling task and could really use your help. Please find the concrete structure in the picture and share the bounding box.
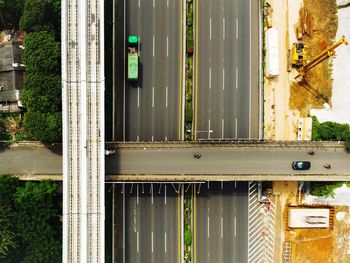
[62,0,105,261]
[288,208,330,228]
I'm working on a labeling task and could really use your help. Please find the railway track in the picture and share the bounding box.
[63,0,105,262]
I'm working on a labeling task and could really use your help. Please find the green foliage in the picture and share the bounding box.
[0,175,20,260]
[22,73,61,113]
[0,0,25,30]
[14,181,61,263]
[312,116,350,142]
[22,30,60,74]
[184,229,192,246]
[310,182,344,198]
[14,131,30,141]
[19,0,60,33]
[0,206,17,258]
[23,112,62,143]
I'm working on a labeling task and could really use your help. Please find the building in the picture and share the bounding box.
[0,30,25,112]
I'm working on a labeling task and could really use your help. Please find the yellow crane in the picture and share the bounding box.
[295,35,348,78]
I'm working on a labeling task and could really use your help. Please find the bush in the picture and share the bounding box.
[19,0,60,33]
[23,112,62,143]
[22,30,60,74]
[184,229,192,246]
[22,73,61,113]
[310,182,344,198]
[312,116,350,142]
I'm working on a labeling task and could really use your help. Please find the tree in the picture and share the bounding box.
[14,181,61,263]
[23,112,62,143]
[22,30,60,74]
[19,0,60,33]
[0,175,20,260]
[22,73,61,113]
[0,0,25,30]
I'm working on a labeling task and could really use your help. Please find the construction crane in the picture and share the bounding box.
[295,35,348,78]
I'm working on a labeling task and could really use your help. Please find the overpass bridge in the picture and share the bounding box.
[1,141,349,182]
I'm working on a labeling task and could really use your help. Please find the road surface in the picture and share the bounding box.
[194,182,248,263]
[194,0,259,140]
[114,183,180,263]
[122,0,183,141]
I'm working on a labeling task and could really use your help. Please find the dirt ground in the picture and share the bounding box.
[289,0,338,116]
[273,181,350,263]
[264,0,339,139]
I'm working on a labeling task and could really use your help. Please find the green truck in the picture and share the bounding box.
[128,35,139,81]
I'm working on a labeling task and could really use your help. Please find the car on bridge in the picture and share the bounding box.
[292,161,311,170]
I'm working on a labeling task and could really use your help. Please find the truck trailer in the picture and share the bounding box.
[128,35,139,81]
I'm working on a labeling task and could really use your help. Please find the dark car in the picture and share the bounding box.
[292,161,311,170]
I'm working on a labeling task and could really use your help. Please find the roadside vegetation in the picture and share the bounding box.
[310,182,350,198]
[184,186,192,262]
[312,116,350,150]
[0,175,62,262]
[185,0,194,140]
[0,0,61,143]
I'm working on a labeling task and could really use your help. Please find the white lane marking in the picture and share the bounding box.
[137,184,139,204]
[210,18,212,40]
[221,217,223,238]
[208,119,211,139]
[153,0,155,8]
[236,68,238,89]
[234,216,237,237]
[208,216,210,237]
[167,0,169,7]
[152,135,154,142]
[166,36,169,57]
[209,68,212,90]
[151,232,154,253]
[222,68,225,90]
[235,118,238,138]
[137,231,139,252]
[164,185,167,205]
[236,18,238,39]
[153,35,155,57]
[221,181,223,189]
[137,86,140,107]
[221,119,224,138]
[151,184,154,204]
[223,18,225,39]
[165,136,168,141]
[137,135,140,141]
[138,0,140,7]
[165,86,168,107]
[165,232,167,252]
[152,86,155,108]
[235,181,237,188]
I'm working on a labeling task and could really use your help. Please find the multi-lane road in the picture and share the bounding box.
[194,0,259,140]
[116,0,183,141]
[194,182,248,263]
[113,183,181,263]
[114,0,260,142]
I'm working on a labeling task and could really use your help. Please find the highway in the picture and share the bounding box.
[1,143,349,180]
[194,182,248,263]
[114,183,180,263]
[119,0,183,141]
[194,0,259,140]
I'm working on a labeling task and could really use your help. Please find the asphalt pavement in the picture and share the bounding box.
[124,0,182,141]
[116,183,180,263]
[195,0,259,140]
[194,182,248,263]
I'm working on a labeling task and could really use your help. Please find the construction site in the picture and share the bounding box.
[263,0,349,140]
[261,0,350,262]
